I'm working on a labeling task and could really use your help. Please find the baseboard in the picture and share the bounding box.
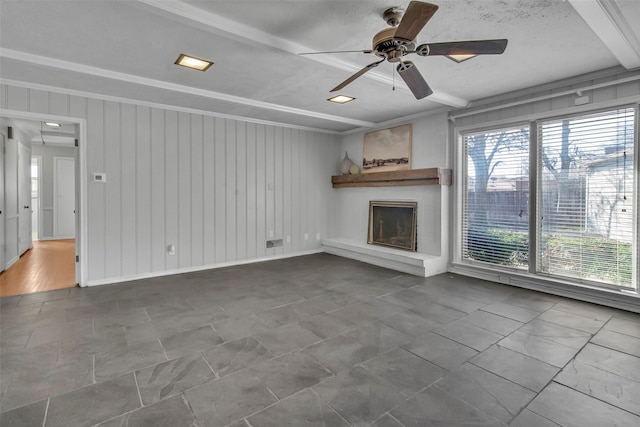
[4,255,19,271]
[84,249,323,287]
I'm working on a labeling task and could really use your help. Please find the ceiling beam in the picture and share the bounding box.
[0,48,376,128]
[569,0,640,69]
[133,0,469,108]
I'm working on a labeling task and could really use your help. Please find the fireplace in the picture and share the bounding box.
[367,201,417,252]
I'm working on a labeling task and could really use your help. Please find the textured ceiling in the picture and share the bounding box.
[1,0,638,133]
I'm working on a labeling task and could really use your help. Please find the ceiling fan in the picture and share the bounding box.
[300,1,508,99]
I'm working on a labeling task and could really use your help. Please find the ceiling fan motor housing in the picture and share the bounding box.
[372,27,415,62]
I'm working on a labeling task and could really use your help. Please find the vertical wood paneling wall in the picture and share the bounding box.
[1,84,337,285]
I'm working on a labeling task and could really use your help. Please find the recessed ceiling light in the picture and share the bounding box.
[328,95,355,104]
[45,122,61,127]
[174,54,213,71]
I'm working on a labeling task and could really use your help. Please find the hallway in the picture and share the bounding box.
[0,240,76,297]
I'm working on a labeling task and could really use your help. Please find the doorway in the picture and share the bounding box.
[0,114,83,295]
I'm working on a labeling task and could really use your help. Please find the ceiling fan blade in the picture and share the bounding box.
[394,1,439,42]
[416,39,508,62]
[396,61,432,99]
[299,49,374,55]
[331,58,385,92]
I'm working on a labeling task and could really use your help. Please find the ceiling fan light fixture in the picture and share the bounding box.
[328,95,355,104]
[445,53,477,63]
[174,54,213,71]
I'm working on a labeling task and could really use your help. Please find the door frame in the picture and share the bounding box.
[0,133,5,273]
[0,109,87,286]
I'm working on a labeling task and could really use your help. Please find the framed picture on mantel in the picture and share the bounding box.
[362,124,411,174]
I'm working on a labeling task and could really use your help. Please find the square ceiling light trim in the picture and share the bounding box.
[175,54,214,71]
[328,95,355,104]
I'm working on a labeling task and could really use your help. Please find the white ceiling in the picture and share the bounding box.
[1,0,639,133]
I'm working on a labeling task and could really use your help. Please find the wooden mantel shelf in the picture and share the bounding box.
[332,167,452,188]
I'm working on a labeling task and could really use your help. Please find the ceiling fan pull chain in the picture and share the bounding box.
[392,63,396,91]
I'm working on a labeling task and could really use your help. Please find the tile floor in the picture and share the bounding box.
[1,253,639,426]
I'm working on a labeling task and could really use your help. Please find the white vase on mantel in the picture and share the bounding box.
[340,151,355,175]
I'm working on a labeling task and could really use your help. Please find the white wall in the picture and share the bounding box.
[31,143,76,240]
[1,84,338,285]
[332,112,451,257]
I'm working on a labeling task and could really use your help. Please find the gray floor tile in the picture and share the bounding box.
[518,319,592,349]
[424,292,488,314]
[247,389,349,427]
[255,303,311,327]
[313,366,407,425]
[254,323,321,356]
[0,354,93,412]
[305,334,377,374]
[381,310,441,337]
[470,345,559,392]
[185,371,277,427]
[433,320,503,351]
[498,330,580,367]
[362,347,446,394]
[555,359,640,416]
[345,321,413,353]
[95,339,167,382]
[457,310,524,336]
[509,409,561,427]
[95,394,196,427]
[211,314,272,342]
[249,351,333,399]
[372,413,405,427]
[591,328,640,357]
[500,293,557,312]
[135,353,215,405]
[405,301,468,325]
[390,386,504,427]
[45,374,141,427]
[298,313,357,339]
[537,308,605,334]
[574,343,640,382]
[0,398,47,427]
[603,316,640,339]
[480,302,541,323]
[553,300,615,322]
[159,325,224,359]
[435,363,536,424]
[528,382,640,427]
[201,336,273,377]
[402,331,478,370]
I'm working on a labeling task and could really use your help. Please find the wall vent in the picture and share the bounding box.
[266,239,283,248]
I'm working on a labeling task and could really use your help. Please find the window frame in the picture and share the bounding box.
[453,104,639,294]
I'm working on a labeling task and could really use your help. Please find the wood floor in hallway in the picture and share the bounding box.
[0,239,76,297]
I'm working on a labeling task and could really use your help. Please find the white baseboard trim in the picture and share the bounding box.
[449,263,640,314]
[322,237,447,277]
[84,249,323,287]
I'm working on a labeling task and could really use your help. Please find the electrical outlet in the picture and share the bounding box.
[269,230,274,238]
[304,233,309,240]
[286,235,291,243]
[167,244,176,256]
[316,233,321,240]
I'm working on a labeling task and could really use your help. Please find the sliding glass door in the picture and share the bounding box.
[461,106,637,292]
[538,108,636,289]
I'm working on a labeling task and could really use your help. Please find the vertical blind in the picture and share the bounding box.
[538,107,635,288]
[462,126,530,269]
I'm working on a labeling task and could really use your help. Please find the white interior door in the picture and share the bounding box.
[0,134,5,272]
[54,156,76,238]
[18,142,32,255]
